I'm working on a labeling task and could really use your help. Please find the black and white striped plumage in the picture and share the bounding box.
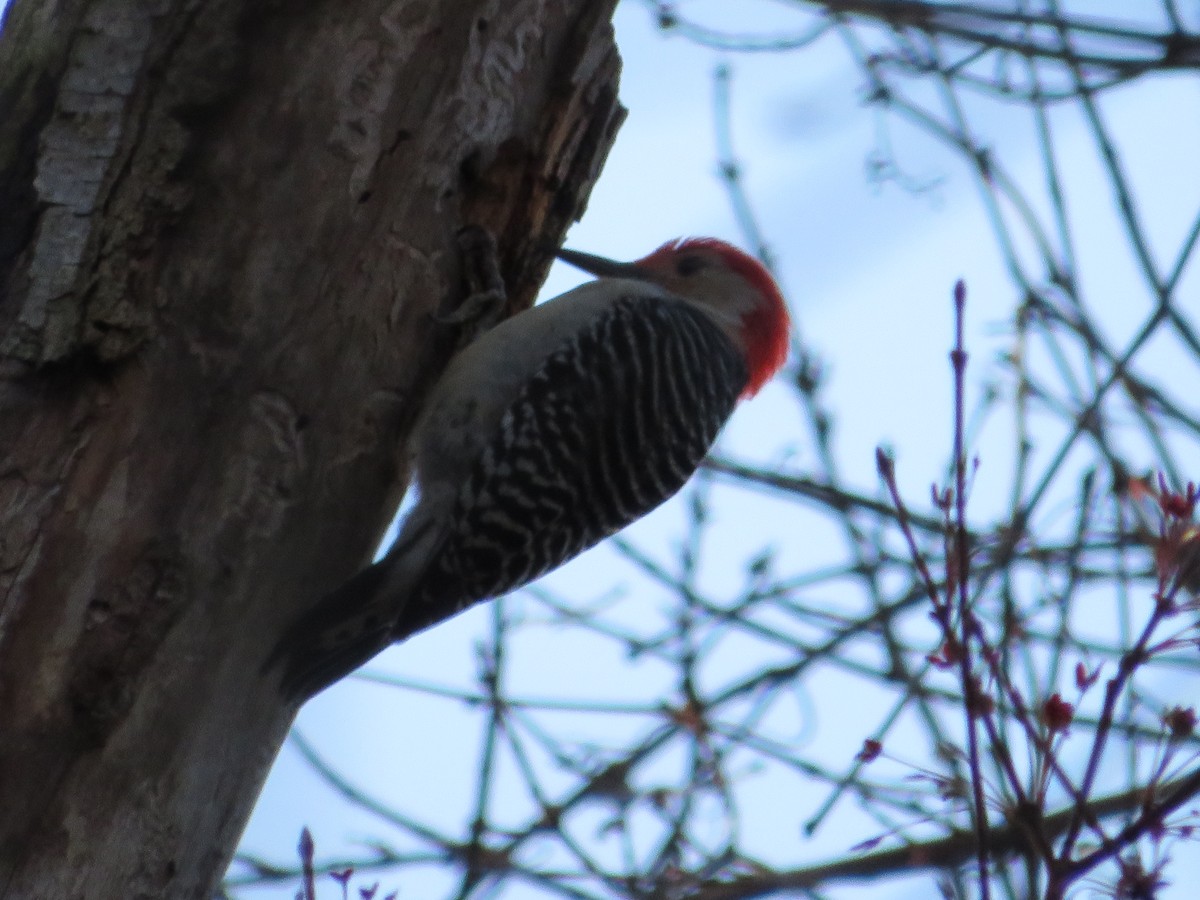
[398,295,746,637]
[272,298,745,700]
[269,237,788,702]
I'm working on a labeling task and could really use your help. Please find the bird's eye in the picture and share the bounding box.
[676,255,706,276]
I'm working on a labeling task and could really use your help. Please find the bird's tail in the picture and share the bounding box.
[265,561,395,702]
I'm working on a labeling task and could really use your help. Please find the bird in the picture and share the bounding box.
[268,234,790,701]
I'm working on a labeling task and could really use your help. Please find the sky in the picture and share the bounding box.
[3,0,1198,897]
[237,3,1200,898]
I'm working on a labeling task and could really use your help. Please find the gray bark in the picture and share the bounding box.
[0,0,622,896]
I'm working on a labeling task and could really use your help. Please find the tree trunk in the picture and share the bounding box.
[0,0,622,896]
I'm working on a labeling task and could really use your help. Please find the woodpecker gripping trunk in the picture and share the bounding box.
[268,237,789,701]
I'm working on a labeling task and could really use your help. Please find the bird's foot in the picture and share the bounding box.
[436,225,508,345]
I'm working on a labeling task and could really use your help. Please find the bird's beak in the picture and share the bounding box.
[556,247,648,280]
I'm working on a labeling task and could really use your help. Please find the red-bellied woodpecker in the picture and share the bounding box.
[270,234,790,700]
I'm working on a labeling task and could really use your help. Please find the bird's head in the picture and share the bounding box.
[557,238,790,397]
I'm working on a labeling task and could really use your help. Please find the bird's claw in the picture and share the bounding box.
[436,225,508,344]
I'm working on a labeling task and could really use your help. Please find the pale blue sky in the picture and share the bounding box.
[242,4,1200,898]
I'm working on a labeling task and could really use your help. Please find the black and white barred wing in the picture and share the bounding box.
[401,295,748,637]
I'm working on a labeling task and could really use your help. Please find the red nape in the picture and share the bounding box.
[643,238,790,397]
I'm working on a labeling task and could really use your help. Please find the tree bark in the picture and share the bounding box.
[0,0,622,896]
